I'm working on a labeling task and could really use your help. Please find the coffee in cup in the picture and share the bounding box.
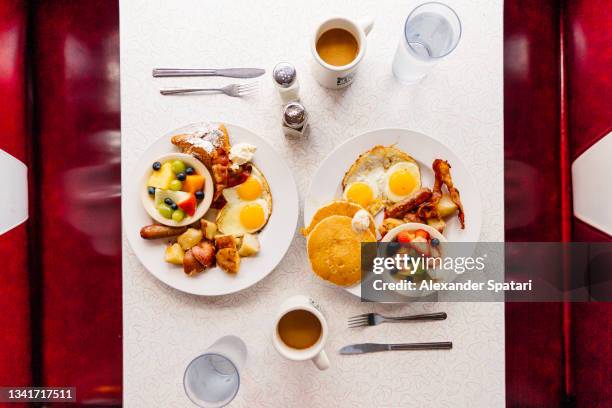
[310,16,374,89]
[273,295,330,370]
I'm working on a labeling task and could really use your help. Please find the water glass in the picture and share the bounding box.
[392,2,462,84]
[183,335,247,408]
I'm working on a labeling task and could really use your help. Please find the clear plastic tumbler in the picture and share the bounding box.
[183,335,247,408]
[392,2,462,84]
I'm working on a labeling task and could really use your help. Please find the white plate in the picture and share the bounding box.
[125,122,299,296]
[303,128,482,297]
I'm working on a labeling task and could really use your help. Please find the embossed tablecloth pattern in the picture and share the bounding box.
[120,0,504,406]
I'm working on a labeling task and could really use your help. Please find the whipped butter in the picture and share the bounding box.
[351,209,371,233]
[229,143,257,169]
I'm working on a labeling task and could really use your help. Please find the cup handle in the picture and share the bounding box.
[357,17,374,36]
[312,350,330,370]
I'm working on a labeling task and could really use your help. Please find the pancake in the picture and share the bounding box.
[301,201,375,237]
[306,215,376,286]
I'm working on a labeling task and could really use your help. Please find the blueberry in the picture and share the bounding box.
[431,238,440,247]
[176,172,186,181]
[195,191,204,200]
[147,186,156,196]
[170,203,178,210]
[152,161,162,171]
[164,198,174,206]
[185,167,195,175]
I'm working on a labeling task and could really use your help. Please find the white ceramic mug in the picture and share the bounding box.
[272,295,330,370]
[310,16,374,89]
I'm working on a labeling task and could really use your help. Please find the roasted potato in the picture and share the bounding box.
[177,228,203,250]
[436,194,458,218]
[165,243,185,265]
[238,233,260,257]
[200,220,218,241]
[216,247,240,274]
[183,249,205,276]
[191,241,216,268]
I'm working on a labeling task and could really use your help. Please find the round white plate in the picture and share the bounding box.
[303,128,482,297]
[125,122,299,296]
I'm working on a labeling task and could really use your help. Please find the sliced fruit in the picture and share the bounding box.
[147,162,174,189]
[397,230,412,243]
[182,174,205,193]
[172,209,185,222]
[177,228,203,250]
[165,243,184,265]
[171,160,186,174]
[415,229,430,240]
[177,193,197,216]
[238,233,260,257]
[157,203,173,219]
[410,236,430,256]
[155,189,191,208]
[169,179,183,191]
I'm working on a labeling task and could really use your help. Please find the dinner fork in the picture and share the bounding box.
[160,82,258,97]
[348,312,447,328]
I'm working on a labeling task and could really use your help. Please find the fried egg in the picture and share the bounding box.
[217,165,272,236]
[342,145,420,214]
[342,177,382,214]
[383,161,421,202]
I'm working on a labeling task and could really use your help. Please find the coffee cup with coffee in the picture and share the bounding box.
[311,16,374,89]
[272,295,330,370]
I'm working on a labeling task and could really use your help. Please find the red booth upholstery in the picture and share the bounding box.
[505,0,612,406]
[1,1,610,406]
[0,0,31,395]
[32,0,122,404]
[565,0,612,406]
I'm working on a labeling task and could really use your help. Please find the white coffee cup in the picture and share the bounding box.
[272,295,330,370]
[310,16,374,89]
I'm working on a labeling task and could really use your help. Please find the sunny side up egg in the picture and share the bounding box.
[341,146,423,215]
[383,161,421,202]
[216,166,272,236]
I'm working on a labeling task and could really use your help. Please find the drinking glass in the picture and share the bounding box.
[183,335,247,408]
[392,2,462,84]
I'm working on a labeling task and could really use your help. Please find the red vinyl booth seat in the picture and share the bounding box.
[0,0,31,396]
[0,0,610,406]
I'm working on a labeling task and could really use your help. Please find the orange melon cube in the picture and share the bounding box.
[182,174,205,193]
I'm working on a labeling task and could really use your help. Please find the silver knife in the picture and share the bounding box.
[339,342,452,355]
[152,68,265,78]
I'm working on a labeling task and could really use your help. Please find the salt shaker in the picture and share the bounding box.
[282,101,309,138]
[273,62,300,103]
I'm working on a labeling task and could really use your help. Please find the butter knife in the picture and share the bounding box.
[339,342,452,355]
[152,68,265,78]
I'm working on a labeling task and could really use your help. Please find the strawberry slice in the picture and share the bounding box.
[397,230,412,243]
[177,193,197,216]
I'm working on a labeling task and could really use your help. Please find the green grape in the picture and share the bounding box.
[168,179,183,191]
[172,209,185,222]
[157,203,173,219]
[171,160,186,174]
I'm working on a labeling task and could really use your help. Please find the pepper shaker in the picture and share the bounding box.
[282,101,309,138]
[273,62,300,103]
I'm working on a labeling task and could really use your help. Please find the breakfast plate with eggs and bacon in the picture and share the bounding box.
[124,122,298,296]
[303,129,482,297]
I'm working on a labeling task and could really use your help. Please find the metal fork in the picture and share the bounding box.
[160,82,258,97]
[348,312,447,328]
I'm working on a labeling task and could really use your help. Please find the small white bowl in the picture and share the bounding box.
[381,222,447,243]
[379,223,448,298]
[140,153,214,227]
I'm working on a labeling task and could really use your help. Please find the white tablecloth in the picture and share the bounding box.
[120,0,505,406]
